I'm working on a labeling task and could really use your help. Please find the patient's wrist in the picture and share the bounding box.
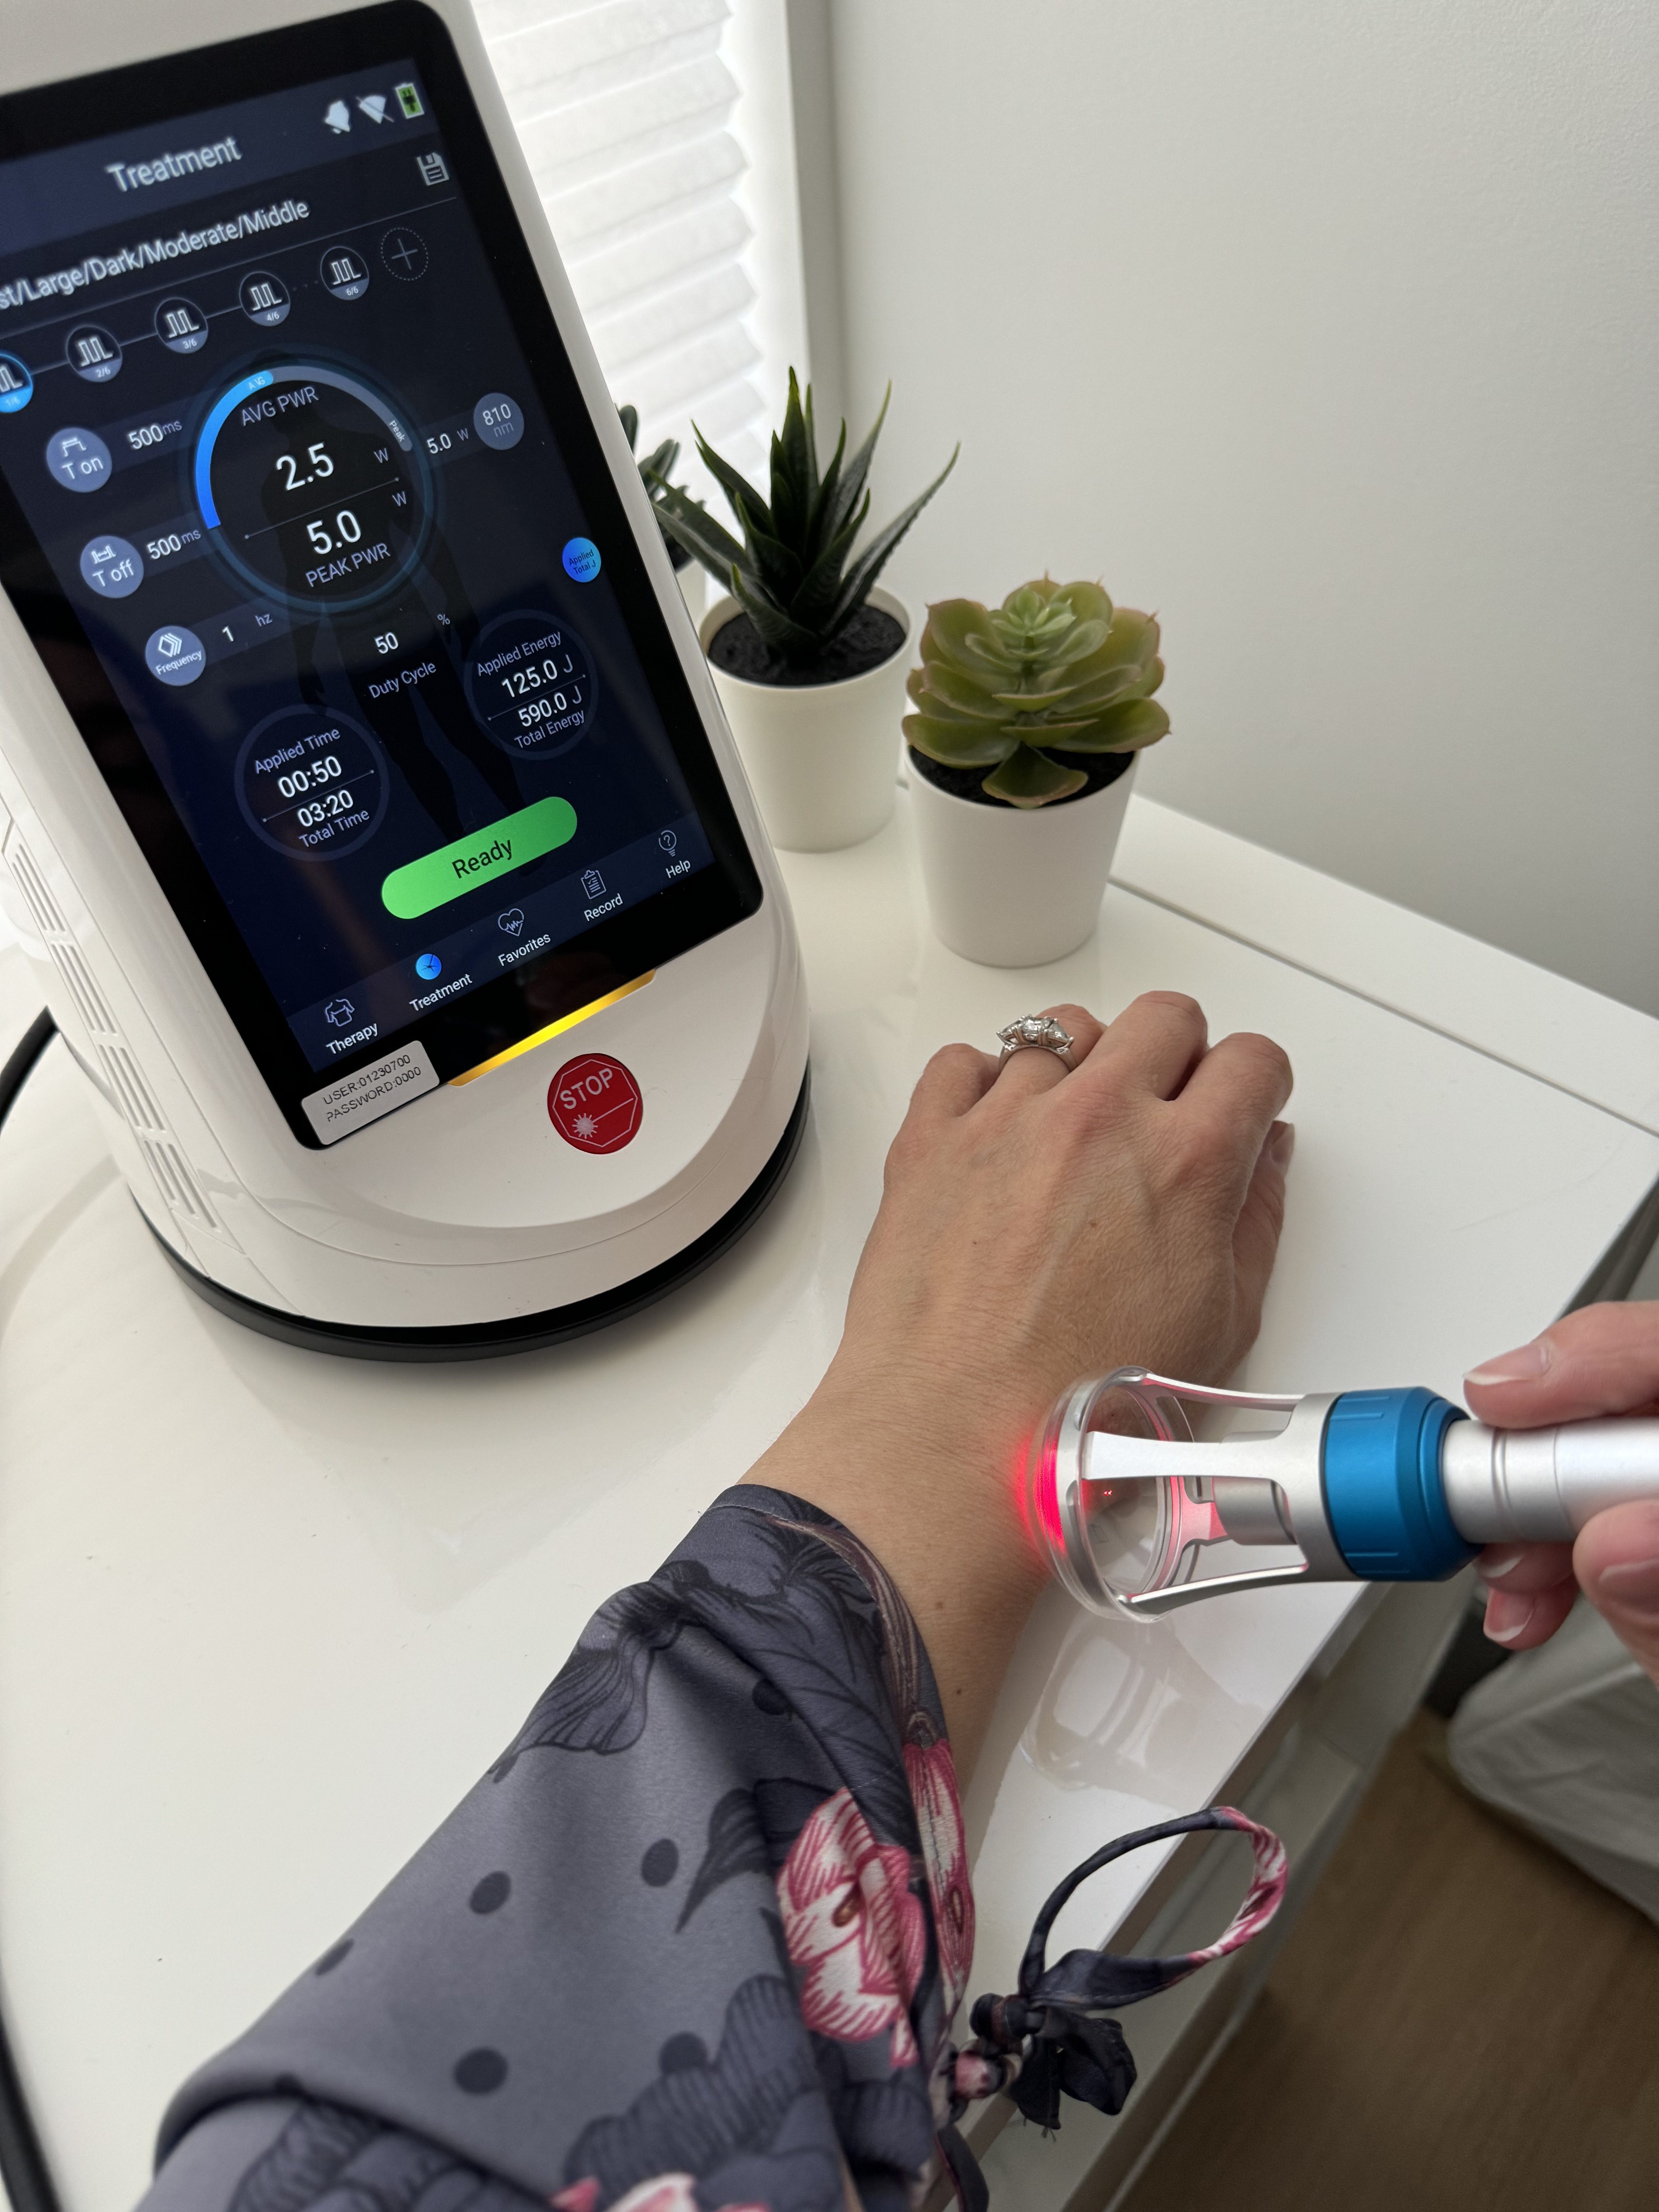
[742,1365,1049,1774]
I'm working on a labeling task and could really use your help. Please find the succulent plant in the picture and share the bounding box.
[647,370,957,667]
[619,404,695,568]
[903,578,1169,807]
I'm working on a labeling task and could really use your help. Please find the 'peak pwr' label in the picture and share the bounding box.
[548,1054,642,1154]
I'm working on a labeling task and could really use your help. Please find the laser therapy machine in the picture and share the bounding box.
[0,0,808,1358]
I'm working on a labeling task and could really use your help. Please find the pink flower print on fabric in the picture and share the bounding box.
[950,2049,1016,2102]
[551,2178,766,2212]
[777,1784,927,2066]
[1180,1808,1287,1971]
[903,1737,974,2017]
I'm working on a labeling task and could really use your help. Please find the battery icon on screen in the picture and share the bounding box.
[395,82,424,119]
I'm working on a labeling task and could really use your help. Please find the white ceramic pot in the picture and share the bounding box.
[909,752,1140,967]
[674,558,706,627]
[699,586,912,852]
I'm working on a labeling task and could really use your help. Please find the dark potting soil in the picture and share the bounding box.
[907,741,1136,809]
[709,605,907,688]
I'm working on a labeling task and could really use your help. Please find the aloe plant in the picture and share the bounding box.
[648,371,957,667]
[619,404,695,567]
[903,578,1169,807]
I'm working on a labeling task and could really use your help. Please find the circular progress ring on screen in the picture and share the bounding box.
[235,703,391,862]
[463,607,598,760]
[194,362,434,614]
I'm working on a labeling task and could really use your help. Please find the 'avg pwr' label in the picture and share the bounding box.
[547,1054,642,1154]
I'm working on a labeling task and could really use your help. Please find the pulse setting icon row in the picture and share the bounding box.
[0,231,432,413]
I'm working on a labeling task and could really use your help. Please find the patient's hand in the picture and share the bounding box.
[747,991,1294,1773]
[1467,1301,1659,1684]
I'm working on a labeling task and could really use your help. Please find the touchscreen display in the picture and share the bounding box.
[0,5,759,1143]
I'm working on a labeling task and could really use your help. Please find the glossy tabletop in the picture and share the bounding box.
[0,793,1655,2210]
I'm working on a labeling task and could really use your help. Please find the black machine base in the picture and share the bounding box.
[150,1071,810,1362]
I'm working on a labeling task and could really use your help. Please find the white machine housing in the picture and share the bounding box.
[0,0,809,1351]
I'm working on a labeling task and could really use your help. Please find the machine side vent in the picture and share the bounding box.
[3,836,69,936]
[2,825,223,1237]
[140,1139,212,1226]
[140,1135,183,1209]
[50,940,118,1039]
[97,1041,164,1132]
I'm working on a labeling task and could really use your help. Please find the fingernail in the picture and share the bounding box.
[1483,1590,1534,1644]
[1266,1121,1295,1171]
[1478,1548,1525,1583]
[1465,1336,1552,1388]
[1589,1556,1659,1614]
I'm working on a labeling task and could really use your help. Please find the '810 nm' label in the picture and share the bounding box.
[548,1054,642,1154]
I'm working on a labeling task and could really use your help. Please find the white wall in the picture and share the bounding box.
[819,0,1659,1015]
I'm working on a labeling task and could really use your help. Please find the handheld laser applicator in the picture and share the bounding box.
[1029,1370,1659,1617]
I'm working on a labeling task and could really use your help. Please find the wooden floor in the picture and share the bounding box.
[1121,1710,1659,2212]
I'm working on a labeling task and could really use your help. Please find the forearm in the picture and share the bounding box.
[744,996,1293,1781]
[744,1356,1047,1783]
[143,989,1298,2210]
[146,1489,968,2212]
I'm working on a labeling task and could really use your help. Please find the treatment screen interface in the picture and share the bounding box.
[0,50,716,1080]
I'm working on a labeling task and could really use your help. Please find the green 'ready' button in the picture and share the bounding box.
[380,797,578,920]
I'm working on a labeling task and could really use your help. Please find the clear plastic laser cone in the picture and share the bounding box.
[1029,1369,1323,1618]
[1029,1369,1194,1613]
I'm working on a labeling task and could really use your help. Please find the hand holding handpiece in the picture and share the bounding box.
[1467,1300,1659,1678]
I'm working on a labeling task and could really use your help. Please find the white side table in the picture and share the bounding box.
[0,793,1653,2212]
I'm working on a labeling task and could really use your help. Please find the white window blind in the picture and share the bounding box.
[472,0,768,483]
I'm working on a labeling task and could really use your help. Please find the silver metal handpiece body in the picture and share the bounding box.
[1440,1417,1659,1544]
[1030,1369,1659,1620]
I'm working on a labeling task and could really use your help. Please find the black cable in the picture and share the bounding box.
[0,1011,55,1128]
[0,1007,64,2212]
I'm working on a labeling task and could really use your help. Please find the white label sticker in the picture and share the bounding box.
[302,1041,438,1144]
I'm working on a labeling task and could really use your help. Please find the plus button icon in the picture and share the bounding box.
[380,227,429,282]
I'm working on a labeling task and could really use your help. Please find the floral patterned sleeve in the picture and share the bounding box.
[144,1488,972,2212]
[142,1486,1287,2212]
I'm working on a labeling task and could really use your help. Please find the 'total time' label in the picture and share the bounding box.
[548,1053,642,1154]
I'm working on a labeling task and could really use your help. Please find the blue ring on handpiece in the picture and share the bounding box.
[1322,1386,1474,1581]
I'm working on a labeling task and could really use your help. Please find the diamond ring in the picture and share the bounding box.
[996,1015,1077,1072]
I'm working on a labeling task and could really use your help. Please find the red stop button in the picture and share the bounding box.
[547,1053,643,1154]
